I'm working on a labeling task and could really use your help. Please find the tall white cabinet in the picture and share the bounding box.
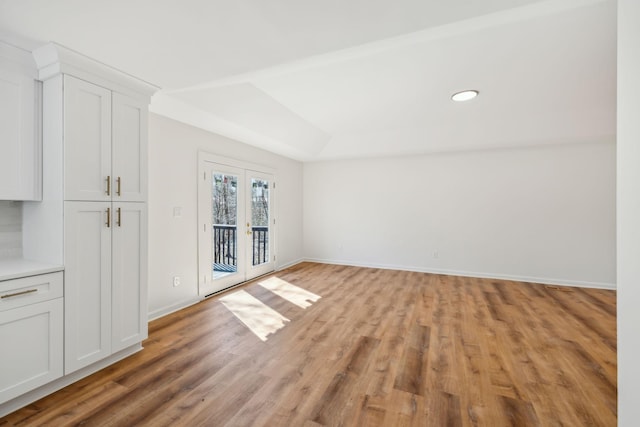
[59,73,149,373]
[21,43,155,379]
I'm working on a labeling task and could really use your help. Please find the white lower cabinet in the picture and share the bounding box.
[64,202,112,373]
[0,273,64,403]
[64,201,147,374]
[112,203,148,353]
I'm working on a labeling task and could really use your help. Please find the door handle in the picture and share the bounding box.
[106,176,111,196]
[116,176,121,196]
[106,207,111,228]
[117,207,122,227]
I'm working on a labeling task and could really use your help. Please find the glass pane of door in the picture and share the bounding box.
[250,178,270,266]
[245,172,274,281]
[212,173,238,279]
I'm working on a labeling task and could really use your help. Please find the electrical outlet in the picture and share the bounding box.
[433,251,439,259]
[173,276,181,287]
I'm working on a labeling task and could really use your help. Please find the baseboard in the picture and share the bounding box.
[304,258,617,290]
[277,258,305,271]
[147,296,202,322]
[0,344,142,418]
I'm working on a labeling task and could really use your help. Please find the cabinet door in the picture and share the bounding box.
[64,201,112,374]
[112,93,148,202]
[64,76,111,201]
[112,202,148,352]
[0,55,40,201]
[0,298,63,403]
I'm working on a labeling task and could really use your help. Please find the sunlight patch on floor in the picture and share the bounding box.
[257,276,322,309]
[219,290,289,341]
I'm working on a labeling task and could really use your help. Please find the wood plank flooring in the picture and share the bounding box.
[1,262,617,426]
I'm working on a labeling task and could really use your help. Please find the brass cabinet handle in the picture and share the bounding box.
[117,207,122,227]
[116,176,121,196]
[106,176,111,196]
[106,207,111,228]
[1,289,38,299]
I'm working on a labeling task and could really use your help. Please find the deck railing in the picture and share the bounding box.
[252,226,268,265]
[213,225,269,271]
[214,225,237,268]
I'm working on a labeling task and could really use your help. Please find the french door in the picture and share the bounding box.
[198,159,275,296]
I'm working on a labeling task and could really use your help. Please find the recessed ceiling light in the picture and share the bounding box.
[451,90,479,102]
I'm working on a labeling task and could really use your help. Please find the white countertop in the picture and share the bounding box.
[0,258,64,282]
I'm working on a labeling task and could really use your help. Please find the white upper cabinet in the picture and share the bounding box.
[64,77,149,202]
[64,76,112,201]
[32,43,155,204]
[0,42,41,201]
[112,93,148,202]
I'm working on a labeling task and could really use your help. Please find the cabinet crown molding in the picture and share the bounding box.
[32,42,158,101]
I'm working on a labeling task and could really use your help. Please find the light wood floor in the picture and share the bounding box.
[1,262,617,426]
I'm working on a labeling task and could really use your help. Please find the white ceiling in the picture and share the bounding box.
[0,0,616,161]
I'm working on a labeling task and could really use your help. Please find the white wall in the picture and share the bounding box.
[148,113,303,318]
[617,0,640,423]
[304,141,616,287]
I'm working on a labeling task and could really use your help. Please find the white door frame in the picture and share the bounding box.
[197,152,276,296]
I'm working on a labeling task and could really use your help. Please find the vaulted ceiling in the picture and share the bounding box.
[0,0,616,161]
